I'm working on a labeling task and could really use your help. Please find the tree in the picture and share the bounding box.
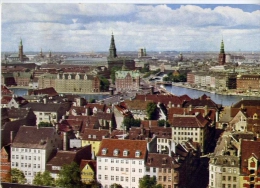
[110,66,121,84]
[99,76,110,91]
[110,183,123,188]
[33,171,55,186]
[146,102,157,120]
[122,117,141,130]
[139,175,162,188]
[11,168,26,184]
[56,162,84,188]
[38,121,53,127]
[158,119,170,127]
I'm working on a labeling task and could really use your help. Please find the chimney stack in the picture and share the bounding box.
[10,131,14,143]
[63,132,68,151]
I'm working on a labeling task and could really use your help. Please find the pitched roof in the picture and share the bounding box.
[1,96,12,104]
[81,128,110,141]
[21,102,64,112]
[28,87,58,97]
[46,145,92,173]
[1,85,13,96]
[183,95,219,109]
[240,140,260,174]
[146,153,175,168]
[12,126,57,149]
[96,139,147,159]
[141,120,158,128]
[7,108,32,119]
[80,160,97,171]
[172,113,209,128]
[135,94,183,107]
[124,99,153,110]
[232,99,260,108]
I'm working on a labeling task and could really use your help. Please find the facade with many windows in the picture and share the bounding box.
[11,126,61,184]
[96,139,147,188]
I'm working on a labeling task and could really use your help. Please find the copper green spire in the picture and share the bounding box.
[109,32,117,58]
[220,39,225,54]
[20,38,23,46]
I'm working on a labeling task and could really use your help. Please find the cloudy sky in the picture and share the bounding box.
[1,3,260,52]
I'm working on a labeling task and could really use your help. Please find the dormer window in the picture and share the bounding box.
[123,150,129,157]
[135,150,141,157]
[162,157,167,165]
[93,135,96,139]
[102,148,107,155]
[113,149,119,156]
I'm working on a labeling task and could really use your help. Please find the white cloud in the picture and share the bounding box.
[1,4,259,52]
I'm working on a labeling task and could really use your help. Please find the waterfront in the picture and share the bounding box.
[10,86,260,107]
[165,85,260,106]
[9,88,109,101]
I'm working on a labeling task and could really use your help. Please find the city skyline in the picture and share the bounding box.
[1,3,260,52]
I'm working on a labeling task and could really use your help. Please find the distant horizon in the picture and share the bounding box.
[2,3,260,52]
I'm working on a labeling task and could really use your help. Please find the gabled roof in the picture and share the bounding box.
[183,95,219,109]
[59,119,83,132]
[96,139,147,159]
[232,99,260,108]
[46,145,92,173]
[80,160,97,171]
[28,87,58,97]
[12,126,57,149]
[21,102,64,112]
[1,96,12,104]
[240,140,260,174]
[172,113,209,128]
[81,128,110,141]
[7,108,32,119]
[146,153,175,168]
[1,85,13,96]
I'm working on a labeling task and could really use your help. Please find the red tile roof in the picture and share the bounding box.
[80,159,96,171]
[172,113,209,128]
[81,128,110,141]
[28,87,58,97]
[96,139,147,160]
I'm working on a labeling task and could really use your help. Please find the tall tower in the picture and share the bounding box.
[109,33,117,58]
[219,39,226,65]
[19,39,23,62]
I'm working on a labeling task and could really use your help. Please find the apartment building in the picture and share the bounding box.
[96,139,147,188]
[11,126,62,184]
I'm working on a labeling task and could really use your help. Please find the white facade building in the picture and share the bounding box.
[11,126,61,184]
[96,139,148,188]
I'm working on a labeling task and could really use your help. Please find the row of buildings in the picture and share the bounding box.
[187,71,260,92]
[2,83,260,187]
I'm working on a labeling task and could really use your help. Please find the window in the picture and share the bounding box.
[153,168,156,173]
[28,164,31,168]
[121,168,124,171]
[12,162,14,167]
[116,176,119,181]
[168,176,171,182]
[139,161,142,165]
[123,150,129,156]
[113,149,119,156]
[116,167,119,171]
[34,156,36,160]
[12,155,15,159]
[126,168,129,172]
[126,177,129,182]
[132,161,135,164]
[116,160,119,163]
[105,166,108,170]
[16,155,19,159]
[233,177,237,182]
[105,159,108,162]
[132,177,135,182]
[223,176,226,181]
[139,169,142,173]
[98,166,101,170]
[111,159,114,163]
[38,164,40,168]
[21,163,24,167]
[121,176,124,181]
[102,148,107,155]
[98,175,101,179]
[105,175,108,180]
[159,176,162,181]
[132,168,135,172]
[135,150,141,157]
[111,167,114,171]
[126,160,129,164]
[121,160,124,164]
[111,176,114,181]
[28,156,31,160]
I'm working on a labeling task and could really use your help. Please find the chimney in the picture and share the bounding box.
[204,105,208,117]
[43,98,47,104]
[140,124,144,135]
[150,86,154,94]
[10,131,14,143]
[149,120,151,128]
[63,132,68,151]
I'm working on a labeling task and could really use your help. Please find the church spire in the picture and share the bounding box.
[220,39,225,54]
[20,38,23,46]
[109,32,117,58]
